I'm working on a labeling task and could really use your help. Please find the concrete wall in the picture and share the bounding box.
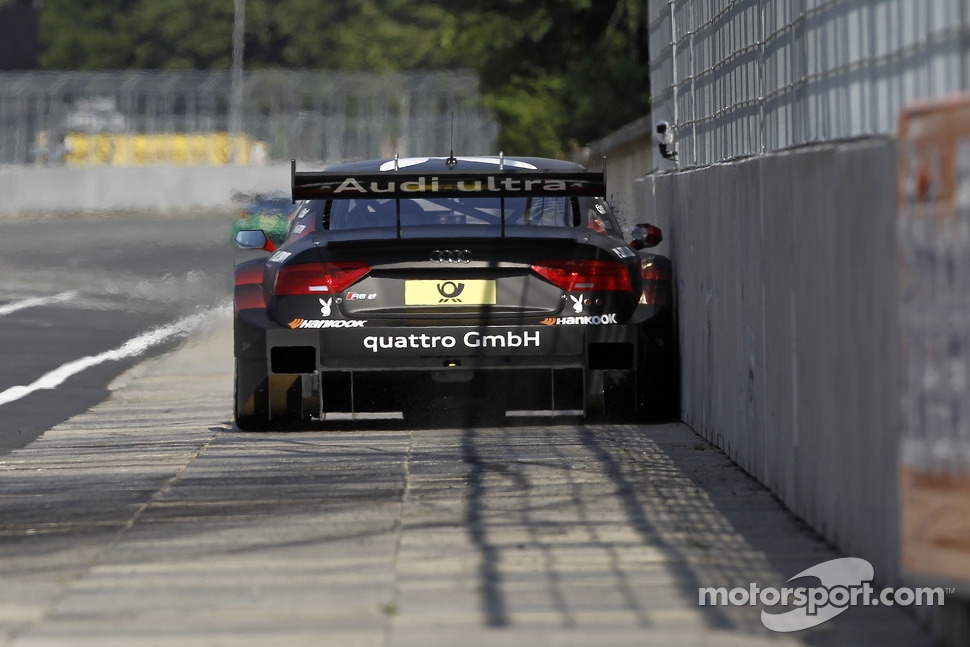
[643,139,903,579]
[0,164,291,216]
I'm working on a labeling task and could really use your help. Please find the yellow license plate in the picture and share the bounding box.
[405,279,497,305]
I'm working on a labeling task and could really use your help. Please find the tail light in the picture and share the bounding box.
[274,262,371,295]
[235,264,264,286]
[640,260,671,304]
[234,264,267,311]
[531,259,631,291]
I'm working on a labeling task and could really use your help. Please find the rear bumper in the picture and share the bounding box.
[263,322,638,373]
[235,304,672,417]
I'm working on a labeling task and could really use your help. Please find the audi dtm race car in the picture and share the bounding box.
[233,155,677,429]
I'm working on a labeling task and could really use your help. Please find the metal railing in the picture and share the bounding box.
[0,70,498,166]
[649,0,969,167]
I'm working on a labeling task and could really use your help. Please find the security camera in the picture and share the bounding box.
[654,120,677,160]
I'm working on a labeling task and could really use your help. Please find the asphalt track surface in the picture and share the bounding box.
[0,213,933,645]
[0,212,232,453]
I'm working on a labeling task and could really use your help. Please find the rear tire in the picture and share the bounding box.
[234,414,271,432]
[585,371,636,423]
[636,315,680,423]
[234,359,272,431]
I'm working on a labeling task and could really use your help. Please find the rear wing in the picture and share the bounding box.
[290,160,606,202]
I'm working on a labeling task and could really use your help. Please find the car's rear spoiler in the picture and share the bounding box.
[290,160,606,202]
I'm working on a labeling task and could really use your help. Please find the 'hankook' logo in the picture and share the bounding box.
[430,249,472,263]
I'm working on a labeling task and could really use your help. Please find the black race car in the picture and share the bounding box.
[233,155,677,429]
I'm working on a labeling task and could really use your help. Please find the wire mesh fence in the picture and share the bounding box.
[648,0,968,167]
[0,70,498,166]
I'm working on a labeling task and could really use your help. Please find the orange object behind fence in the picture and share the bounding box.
[898,95,970,594]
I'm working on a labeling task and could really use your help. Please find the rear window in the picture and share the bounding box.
[289,196,623,238]
[327,196,582,230]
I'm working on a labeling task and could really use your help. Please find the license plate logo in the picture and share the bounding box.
[405,280,497,305]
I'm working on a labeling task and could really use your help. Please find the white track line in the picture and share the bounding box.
[0,307,219,408]
[0,291,78,316]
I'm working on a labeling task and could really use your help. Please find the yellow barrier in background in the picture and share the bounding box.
[62,132,255,166]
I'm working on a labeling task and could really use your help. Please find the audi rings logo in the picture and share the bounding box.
[430,249,472,263]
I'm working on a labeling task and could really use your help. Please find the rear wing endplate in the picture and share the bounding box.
[290,159,606,202]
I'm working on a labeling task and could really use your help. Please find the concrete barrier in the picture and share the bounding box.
[0,164,291,216]
[590,126,966,642]
[643,140,903,580]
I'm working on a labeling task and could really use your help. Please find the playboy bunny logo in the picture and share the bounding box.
[319,298,333,317]
[570,295,584,314]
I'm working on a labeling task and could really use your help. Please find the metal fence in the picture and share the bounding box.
[648,0,968,167]
[0,70,498,166]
